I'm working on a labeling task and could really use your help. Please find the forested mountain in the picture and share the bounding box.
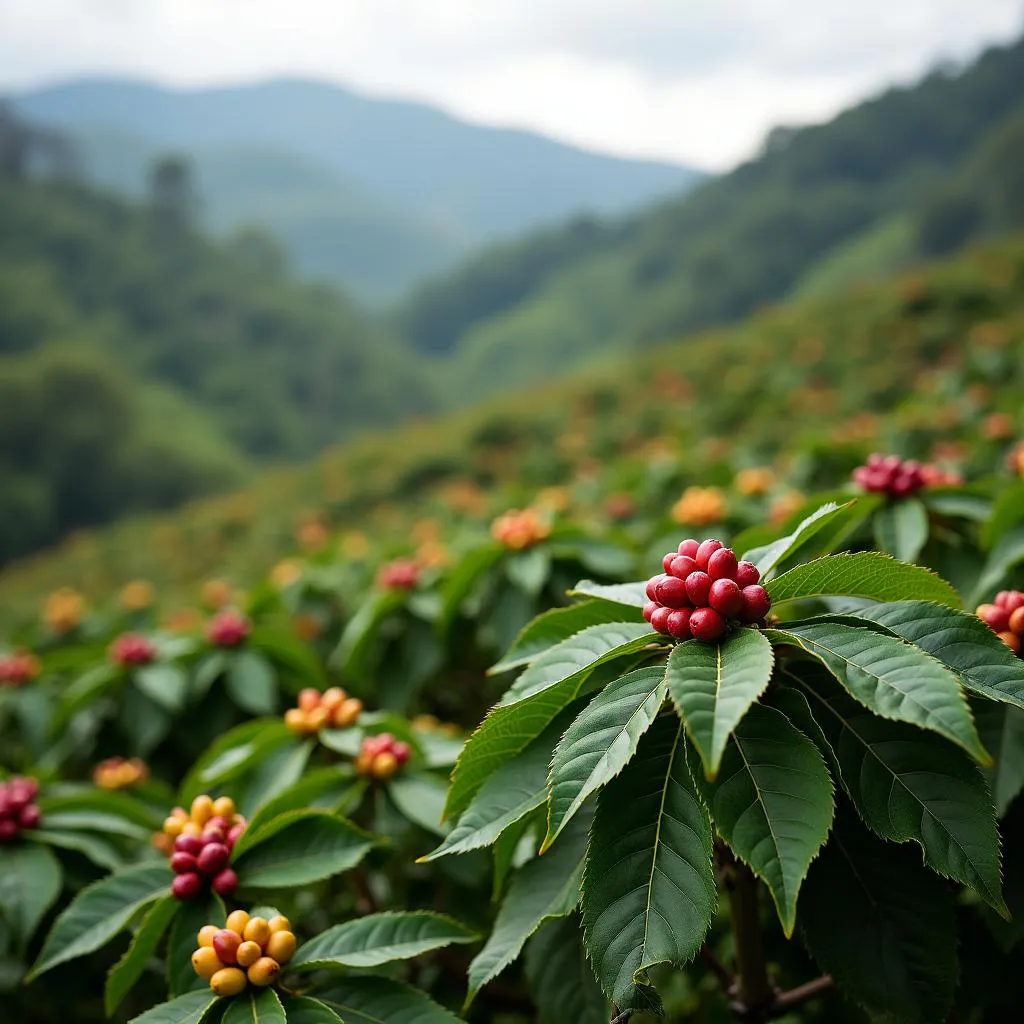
[397,33,1024,396]
[12,78,702,299]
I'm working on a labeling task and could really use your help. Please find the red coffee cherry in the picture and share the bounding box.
[645,577,664,601]
[643,601,657,623]
[668,555,699,579]
[739,585,772,623]
[734,561,761,588]
[695,539,724,570]
[677,539,700,558]
[706,548,738,581]
[171,852,198,875]
[650,606,672,634]
[709,579,744,618]
[689,607,726,643]
[661,552,678,573]
[197,843,230,876]
[655,576,690,608]
[684,571,712,607]
[212,929,242,966]
[172,873,203,901]
[212,868,238,897]
[666,608,692,640]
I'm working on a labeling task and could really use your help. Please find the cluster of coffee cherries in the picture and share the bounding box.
[977,591,1024,655]
[0,777,42,842]
[0,650,41,687]
[852,454,927,498]
[284,686,363,736]
[192,911,297,996]
[490,508,551,550]
[206,610,251,648]
[161,795,245,899]
[93,756,149,790]
[108,632,158,667]
[376,559,421,591]
[644,539,771,643]
[354,733,412,780]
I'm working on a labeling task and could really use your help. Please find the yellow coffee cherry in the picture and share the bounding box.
[210,966,247,997]
[243,917,272,947]
[247,957,280,987]
[191,947,224,980]
[163,815,186,837]
[236,940,262,968]
[181,821,202,838]
[225,910,250,935]
[212,796,236,819]
[320,686,345,711]
[284,708,308,733]
[306,706,329,731]
[267,915,291,934]
[333,698,363,728]
[197,925,219,948]
[373,752,400,780]
[265,930,297,965]
[191,795,214,825]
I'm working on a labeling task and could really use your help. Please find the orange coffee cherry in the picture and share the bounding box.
[247,957,280,987]
[236,940,262,968]
[210,966,247,997]
[284,708,309,733]
[212,796,236,819]
[333,698,363,727]
[298,688,320,712]
[243,917,272,947]
[225,910,250,935]
[267,915,292,934]
[373,752,400,780]
[265,930,297,965]
[999,631,1022,653]
[191,947,223,980]
[197,925,219,948]
[190,795,214,826]
[307,706,330,731]
[320,687,345,712]
[1010,607,1024,635]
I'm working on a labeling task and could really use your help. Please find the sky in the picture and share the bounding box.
[1,1,1022,170]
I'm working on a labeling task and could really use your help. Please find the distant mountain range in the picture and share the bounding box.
[12,78,704,301]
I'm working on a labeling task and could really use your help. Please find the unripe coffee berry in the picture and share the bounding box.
[212,796,236,819]
[243,917,272,947]
[685,572,712,607]
[192,947,224,980]
[236,941,262,968]
[709,578,744,618]
[197,926,219,948]
[268,915,291,934]
[226,910,250,935]
[707,548,738,581]
[212,930,241,965]
[172,873,202,901]
[689,607,726,643]
[210,967,247,997]
[247,957,280,987]
[191,795,214,826]
[265,930,297,964]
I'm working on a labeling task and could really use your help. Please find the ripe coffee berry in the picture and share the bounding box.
[284,686,363,736]
[377,558,421,590]
[193,913,297,996]
[977,591,1024,656]
[644,539,771,644]
[490,508,552,550]
[164,795,245,899]
[206,609,251,648]
[0,776,42,842]
[852,453,927,498]
[0,650,41,687]
[354,733,412,779]
[108,633,157,667]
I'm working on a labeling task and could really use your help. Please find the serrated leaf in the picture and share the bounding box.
[293,911,476,970]
[501,622,657,704]
[569,580,647,608]
[800,809,956,1024]
[767,552,960,607]
[0,842,62,950]
[695,702,833,935]
[467,814,589,1005]
[27,828,125,871]
[791,667,1005,913]
[421,717,562,862]
[128,990,217,1024]
[445,637,657,823]
[769,621,987,763]
[134,663,189,713]
[544,665,667,849]
[490,599,642,675]
[386,773,450,836]
[318,975,462,1023]
[226,650,278,716]
[105,896,180,1015]
[27,862,171,981]
[167,893,224,997]
[666,629,774,780]
[525,915,607,1024]
[280,997,345,1024]
[38,785,162,830]
[222,988,286,1024]
[38,810,151,841]
[976,701,1024,817]
[232,810,376,888]
[582,716,715,1007]
[873,498,929,564]
[845,601,1024,711]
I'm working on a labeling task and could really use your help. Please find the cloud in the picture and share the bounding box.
[0,0,1021,168]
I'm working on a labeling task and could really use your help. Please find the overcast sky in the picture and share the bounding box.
[2,1,1022,170]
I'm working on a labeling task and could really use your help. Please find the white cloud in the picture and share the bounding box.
[0,0,1021,168]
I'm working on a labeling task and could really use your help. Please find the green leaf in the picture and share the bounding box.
[222,988,286,1024]
[506,547,551,596]
[28,828,125,871]
[846,600,1024,711]
[769,620,987,763]
[445,633,657,822]
[467,814,589,1005]
[582,716,715,1007]
[251,625,326,688]
[179,719,293,803]
[386,773,450,836]
[976,701,1024,817]
[490,599,642,675]
[232,810,376,888]
[544,665,667,849]
[873,498,929,563]
[293,911,476,970]
[318,975,462,1024]
[696,702,834,935]
[420,718,561,862]
[192,651,227,700]
[238,739,314,818]
[279,997,345,1024]
[440,541,505,632]
[791,668,1005,913]
[332,588,407,678]
[134,663,190,713]
[501,622,657,704]
[800,809,956,1024]
[39,810,151,841]
[525,915,607,1024]
[226,650,278,716]
[982,481,1024,547]
[569,580,647,608]
[105,896,180,1015]
[666,629,774,780]
[767,552,960,608]
[128,990,217,1024]
[973,526,1024,606]
[167,893,224,997]
[0,843,61,950]
[27,862,171,981]
[38,785,162,830]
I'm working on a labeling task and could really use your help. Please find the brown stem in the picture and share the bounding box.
[769,975,833,1016]
[726,859,773,1020]
[350,865,378,914]
[610,1008,631,1024]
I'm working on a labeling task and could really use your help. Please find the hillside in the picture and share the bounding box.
[12,78,703,300]
[2,229,1020,613]
[398,33,1024,395]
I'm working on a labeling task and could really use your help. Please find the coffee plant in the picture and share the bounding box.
[4,455,1024,1023]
